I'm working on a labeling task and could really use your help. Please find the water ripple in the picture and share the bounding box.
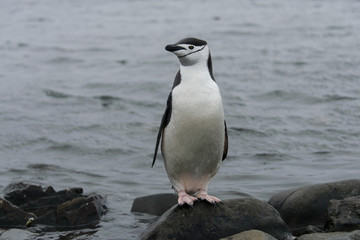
[251,90,320,104]
[44,89,72,99]
[46,56,84,64]
[322,94,357,102]
[251,152,292,162]
[230,127,268,137]
[27,163,105,178]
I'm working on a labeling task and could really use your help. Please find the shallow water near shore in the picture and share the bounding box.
[0,0,360,239]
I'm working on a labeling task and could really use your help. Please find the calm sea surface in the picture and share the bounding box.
[1,0,360,239]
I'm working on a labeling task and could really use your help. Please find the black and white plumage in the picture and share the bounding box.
[153,37,228,206]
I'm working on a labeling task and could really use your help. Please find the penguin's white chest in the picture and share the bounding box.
[172,80,224,129]
[162,75,225,183]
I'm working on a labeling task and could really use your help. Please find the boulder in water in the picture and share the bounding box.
[325,196,360,232]
[268,179,360,234]
[131,193,178,216]
[140,198,292,240]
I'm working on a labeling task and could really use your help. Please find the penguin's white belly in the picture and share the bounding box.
[162,82,225,191]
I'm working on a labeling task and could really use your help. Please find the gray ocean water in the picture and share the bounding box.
[1,0,360,239]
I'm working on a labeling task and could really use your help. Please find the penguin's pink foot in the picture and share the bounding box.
[196,189,222,205]
[177,190,197,206]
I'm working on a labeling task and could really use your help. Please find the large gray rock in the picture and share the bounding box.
[131,192,252,216]
[0,229,37,240]
[220,229,277,240]
[131,193,178,216]
[297,230,360,240]
[141,198,292,240]
[0,229,98,240]
[325,196,360,232]
[268,179,360,234]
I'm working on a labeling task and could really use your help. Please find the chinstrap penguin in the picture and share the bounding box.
[152,37,228,206]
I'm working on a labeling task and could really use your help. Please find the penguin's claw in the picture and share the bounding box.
[196,190,222,205]
[177,192,197,206]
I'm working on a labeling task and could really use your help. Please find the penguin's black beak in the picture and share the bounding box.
[165,44,185,52]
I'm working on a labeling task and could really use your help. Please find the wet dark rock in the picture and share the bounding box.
[0,182,107,231]
[268,179,360,234]
[0,198,36,228]
[297,230,360,240]
[140,198,292,240]
[131,193,178,216]
[325,196,360,232]
[220,229,277,240]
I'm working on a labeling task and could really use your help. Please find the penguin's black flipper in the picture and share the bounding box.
[222,120,228,161]
[152,71,181,167]
[152,93,171,167]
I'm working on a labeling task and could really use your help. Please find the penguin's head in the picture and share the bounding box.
[165,38,209,66]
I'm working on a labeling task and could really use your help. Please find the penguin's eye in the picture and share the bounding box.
[189,45,194,50]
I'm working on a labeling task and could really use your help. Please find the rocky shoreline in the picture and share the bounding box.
[1,180,360,239]
[132,179,360,240]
